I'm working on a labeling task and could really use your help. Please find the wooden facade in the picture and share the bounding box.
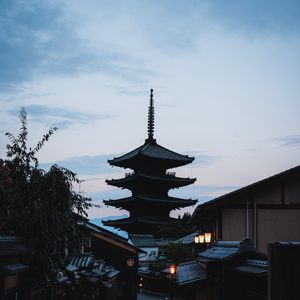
[192,166,300,254]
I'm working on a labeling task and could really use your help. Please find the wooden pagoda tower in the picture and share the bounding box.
[103,89,197,234]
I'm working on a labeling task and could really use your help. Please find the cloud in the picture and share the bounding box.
[39,150,219,177]
[0,0,88,89]
[8,105,111,129]
[190,153,219,167]
[40,153,124,176]
[203,0,300,36]
[169,184,239,199]
[275,135,300,147]
[0,0,151,90]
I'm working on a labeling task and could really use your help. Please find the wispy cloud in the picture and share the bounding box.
[186,152,219,167]
[203,0,300,36]
[40,151,219,176]
[169,184,239,200]
[40,153,124,175]
[8,105,111,129]
[0,1,152,90]
[274,135,300,147]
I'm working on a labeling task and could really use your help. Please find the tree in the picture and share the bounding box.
[154,212,194,239]
[1,108,91,278]
[159,242,194,264]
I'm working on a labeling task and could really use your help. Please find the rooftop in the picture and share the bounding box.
[177,261,206,286]
[198,239,255,261]
[128,234,158,247]
[108,141,194,168]
[193,165,300,217]
[231,259,268,275]
[176,232,199,244]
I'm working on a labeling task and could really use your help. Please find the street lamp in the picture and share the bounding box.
[170,264,176,276]
[204,232,212,244]
[169,264,177,300]
[199,234,205,244]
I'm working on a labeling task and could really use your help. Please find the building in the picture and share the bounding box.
[0,235,30,300]
[192,165,300,253]
[103,89,197,234]
[128,234,159,265]
[198,239,267,300]
[79,220,146,300]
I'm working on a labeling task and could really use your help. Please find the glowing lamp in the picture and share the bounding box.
[204,232,212,244]
[199,234,205,244]
[194,235,199,244]
[170,265,176,275]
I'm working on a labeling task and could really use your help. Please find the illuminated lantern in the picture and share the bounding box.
[126,257,135,267]
[204,232,212,244]
[199,234,205,244]
[170,264,176,275]
[194,235,199,244]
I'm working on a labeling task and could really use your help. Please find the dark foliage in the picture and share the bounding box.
[160,242,194,264]
[0,108,91,278]
[154,212,194,239]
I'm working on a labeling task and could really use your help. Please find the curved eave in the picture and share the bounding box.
[106,173,196,189]
[104,196,197,209]
[102,216,177,227]
[109,153,194,169]
[108,142,194,169]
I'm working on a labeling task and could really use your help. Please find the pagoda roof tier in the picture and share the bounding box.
[106,172,196,190]
[103,194,197,210]
[102,216,178,232]
[108,140,194,169]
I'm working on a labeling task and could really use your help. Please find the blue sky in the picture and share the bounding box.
[1,0,300,218]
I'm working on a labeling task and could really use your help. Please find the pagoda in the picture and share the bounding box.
[103,89,197,234]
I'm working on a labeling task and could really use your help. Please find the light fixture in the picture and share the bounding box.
[194,235,199,244]
[204,232,212,244]
[199,234,205,244]
[170,264,176,275]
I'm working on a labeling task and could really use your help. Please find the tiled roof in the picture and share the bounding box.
[128,234,158,247]
[0,235,19,242]
[104,194,197,208]
[80,221,128,241]
[198,239,256,261]
[106,172,196,189]
[177,261,206,286]
[274,241,300,246]
[231,259,268,275]
[69,255,94,268]
[83,221,146,254]
[108,141,194,167]
[176,232,198,244]
[2,263,29,274]
[0,235,30,256]
[103,216,177,226]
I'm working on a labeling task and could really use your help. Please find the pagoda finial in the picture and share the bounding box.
[147,89,155,141]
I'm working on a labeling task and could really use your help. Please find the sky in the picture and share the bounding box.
[1,0,300,220]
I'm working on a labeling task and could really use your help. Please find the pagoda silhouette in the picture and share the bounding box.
[103,89,197,234]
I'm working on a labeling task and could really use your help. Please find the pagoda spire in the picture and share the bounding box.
[147,89,155,141]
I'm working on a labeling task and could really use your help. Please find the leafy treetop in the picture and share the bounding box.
[0,108,91,279]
